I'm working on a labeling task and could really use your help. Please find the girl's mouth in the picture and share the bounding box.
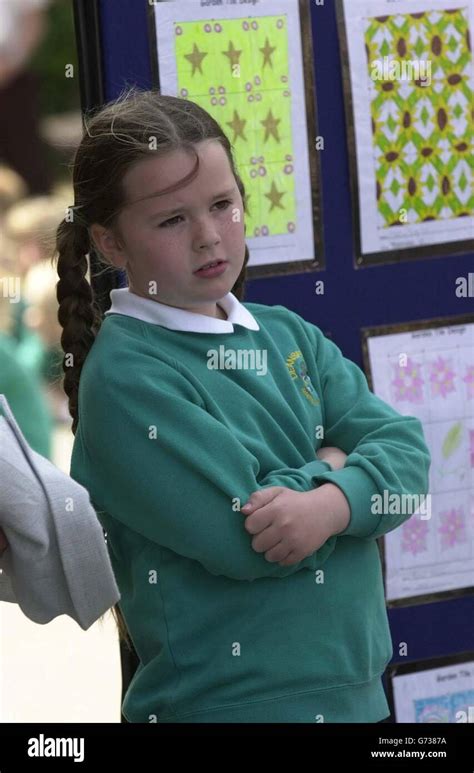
[194,260,228,278]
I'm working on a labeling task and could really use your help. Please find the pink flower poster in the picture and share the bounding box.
[366,319,474,602]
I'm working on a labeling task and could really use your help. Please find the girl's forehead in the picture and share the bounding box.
[128,140,225,181]
[122,142,233,208]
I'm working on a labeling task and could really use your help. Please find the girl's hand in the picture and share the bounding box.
[0,528,8,556]
[241,486,337,566]
[315,445,348,471]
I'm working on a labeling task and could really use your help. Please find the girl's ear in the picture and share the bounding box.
[89,223,128,269]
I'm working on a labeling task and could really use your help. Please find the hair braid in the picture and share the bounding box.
[56,217,103,436]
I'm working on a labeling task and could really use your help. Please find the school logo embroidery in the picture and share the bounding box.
[285,350,320,406]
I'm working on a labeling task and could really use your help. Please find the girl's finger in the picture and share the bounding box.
[278,552,299,566]
[242,486,283,512]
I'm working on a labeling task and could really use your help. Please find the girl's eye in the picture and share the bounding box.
[158,200,232,228]
[159,215,183,228]
[214,199,232,211]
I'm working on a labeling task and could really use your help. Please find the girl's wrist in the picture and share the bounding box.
[324,483,351,535]
[307,483,351,537]
[315,446,348,472]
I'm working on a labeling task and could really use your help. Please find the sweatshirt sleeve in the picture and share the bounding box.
[77,354,337,583]
[294,314,431,540]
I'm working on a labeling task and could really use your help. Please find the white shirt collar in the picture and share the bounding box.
[104,288,260,333]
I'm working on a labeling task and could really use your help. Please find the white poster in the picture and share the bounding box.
[366,321,474,601]
[392,659,474,722]
[341,0,474,257]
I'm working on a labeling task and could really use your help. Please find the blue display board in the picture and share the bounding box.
[92,0,474,717]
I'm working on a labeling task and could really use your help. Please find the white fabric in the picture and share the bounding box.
[105,289,260,333]
[0,0,50,59]
[0,394,120,630]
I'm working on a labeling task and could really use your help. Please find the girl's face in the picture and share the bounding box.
[92,139,246,319]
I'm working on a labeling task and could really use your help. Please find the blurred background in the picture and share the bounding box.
[0,0,121,722]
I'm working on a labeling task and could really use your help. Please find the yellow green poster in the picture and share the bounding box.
[150,0,319,271]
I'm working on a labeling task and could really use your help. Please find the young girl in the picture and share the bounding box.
[55,87,430,723]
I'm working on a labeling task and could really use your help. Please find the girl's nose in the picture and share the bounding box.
[192,219,221,251]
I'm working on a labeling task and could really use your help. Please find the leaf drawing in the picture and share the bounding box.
[442,422,462,459]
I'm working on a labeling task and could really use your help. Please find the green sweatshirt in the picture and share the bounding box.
[69,290,430,723]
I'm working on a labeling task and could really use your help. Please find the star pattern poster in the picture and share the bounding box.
[148,0,323,274]
[338,0,474,265]
[362,317,474,604]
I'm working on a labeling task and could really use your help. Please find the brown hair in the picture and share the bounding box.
[53,86,250,649]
